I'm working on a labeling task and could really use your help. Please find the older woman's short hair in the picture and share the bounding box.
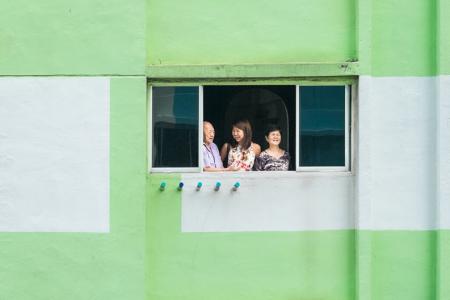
[264,124,282,137]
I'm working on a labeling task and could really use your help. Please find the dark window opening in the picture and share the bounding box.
[204,86,296,170]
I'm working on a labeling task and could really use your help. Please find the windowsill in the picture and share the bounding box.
[149,170,354,178]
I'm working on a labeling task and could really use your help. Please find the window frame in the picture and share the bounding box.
[148,81,354,174]
[296,85,351,172]
[148,85,204,173]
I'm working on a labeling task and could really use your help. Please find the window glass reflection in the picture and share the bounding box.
[152,87,198,168]
[300,86,345,167]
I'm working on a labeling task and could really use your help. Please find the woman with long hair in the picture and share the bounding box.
[220,119,261,171]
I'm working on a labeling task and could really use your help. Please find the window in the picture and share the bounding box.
[297,86,350,171]
[149,84,352,173]
[150,86,201,172]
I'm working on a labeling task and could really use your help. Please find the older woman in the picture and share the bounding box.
[220,119,261,171]
[254,125,290,171]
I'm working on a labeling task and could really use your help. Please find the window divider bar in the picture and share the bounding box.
[148,86,153,172]
[345,85,350,171]
[199,86,204,172]
[350,84,357,172]
[295,85,300,171]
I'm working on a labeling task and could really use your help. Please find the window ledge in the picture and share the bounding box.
[147,62,359,79]
[150,170,354,179]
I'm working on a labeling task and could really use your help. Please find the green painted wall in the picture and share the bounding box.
[437,0,450,74]
[147,176,356,300]
[371,232,436,300]
[0,0,146,75]
[145,0,450,76]
[358,0,450,76]
[437,231,450,300]
[2,0,448,76]
[145,176,450,300]
[1,1,450,300]
[0,77,147,300]
[147,0,357,66]
[370,0,437,76]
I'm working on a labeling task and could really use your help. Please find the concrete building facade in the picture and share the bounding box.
[1,1,450,299]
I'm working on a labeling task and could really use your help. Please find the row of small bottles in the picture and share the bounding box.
[159,182,240,192]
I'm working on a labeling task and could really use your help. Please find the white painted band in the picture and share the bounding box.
[182,172,354,232]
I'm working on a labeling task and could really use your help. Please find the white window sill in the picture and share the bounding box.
[149,170,354,178]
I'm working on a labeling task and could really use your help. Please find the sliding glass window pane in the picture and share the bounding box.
[299,86,345,167]
[152,87,199,168]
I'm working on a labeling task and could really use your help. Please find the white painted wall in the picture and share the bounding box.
[181,172,354,232]
[437,76,450,229]
[357,76,437,230]
[0,77,109,232]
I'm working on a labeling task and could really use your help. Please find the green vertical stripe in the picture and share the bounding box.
[437,0,450,74]
[371,0,437,76]
[437,231,450,300]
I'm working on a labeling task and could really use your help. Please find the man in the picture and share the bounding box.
[203,121,235,172]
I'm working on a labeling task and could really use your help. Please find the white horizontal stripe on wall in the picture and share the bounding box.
[0,77,109,232]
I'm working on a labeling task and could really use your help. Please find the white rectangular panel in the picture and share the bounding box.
[357,76,436,230]
[0,77,109,232]
[181,172,354,232]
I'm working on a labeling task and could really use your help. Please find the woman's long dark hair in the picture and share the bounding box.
[230,119,252,150]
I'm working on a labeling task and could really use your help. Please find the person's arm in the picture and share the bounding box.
[201,145,209,169]
[203,166,239,172]
[282,151,290,171]
[220,143,229,162]
[253,143,261,156]
[253,155,263,171]
[204,167,224,172]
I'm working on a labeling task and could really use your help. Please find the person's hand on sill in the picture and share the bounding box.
[226,165,240,171]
